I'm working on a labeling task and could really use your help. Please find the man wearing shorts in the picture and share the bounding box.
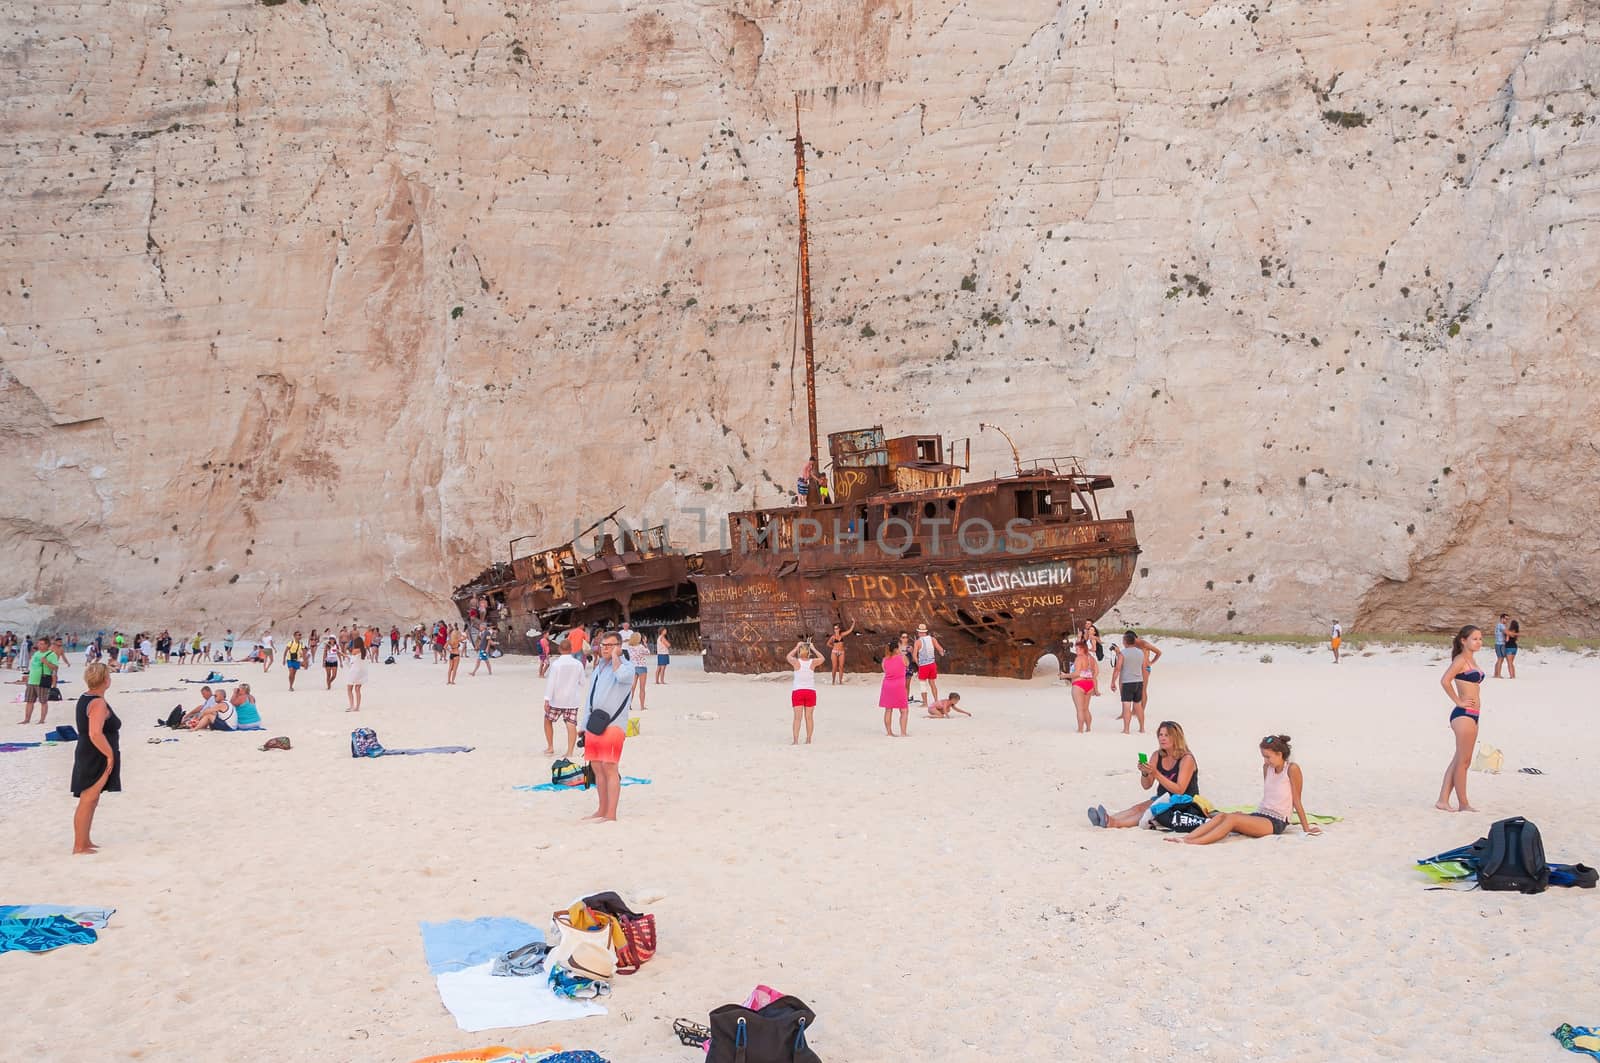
[284,631,304,690]
[1112,631,1149,733]
[914,624,944,704]
[22,636,62,724]
[542,635,584,758]
[1493,613,1509,678]
[1330,619,1342,664]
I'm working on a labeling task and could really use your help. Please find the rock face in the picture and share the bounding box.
[2,0,1598,636]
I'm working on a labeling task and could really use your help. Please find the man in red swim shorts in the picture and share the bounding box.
[913,624,945,704]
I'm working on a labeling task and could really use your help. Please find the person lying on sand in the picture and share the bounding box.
[1168,734,1321,844]
[924,693,969,718]
[1089,720,1199,829]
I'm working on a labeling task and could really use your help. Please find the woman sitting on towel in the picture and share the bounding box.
[1090,720,1198,828]
[1169,734,1322,844]
[231,685,262,731]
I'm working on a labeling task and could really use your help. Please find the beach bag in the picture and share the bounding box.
[384,655,396,665]
[1471,744,1504,773]
[615,913,657,975]
[48,724,78,742]
[350,727,385,758]
[48,686,63,701]
[706,994,821,1063]
[551,758,595,788]
[1476,816,1549,893]
[163,706,185,729]
[260,736,292,751]
[1150,794,1208,833]
[549,910,617,982]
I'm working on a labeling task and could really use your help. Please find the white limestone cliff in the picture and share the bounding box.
[2,0,1597,635]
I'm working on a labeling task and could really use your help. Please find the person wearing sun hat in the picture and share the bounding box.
[913,623,945,705]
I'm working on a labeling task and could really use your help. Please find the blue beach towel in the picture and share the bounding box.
[420,917,544,974]
[515,777,652,793]
[0,915,97,955]
[0,742,41,753]
[1554,1024,1600,1060]
[383,746,475,756]
[0,906,115,929]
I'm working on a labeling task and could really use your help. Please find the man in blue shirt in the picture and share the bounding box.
[1493,613,1508,678]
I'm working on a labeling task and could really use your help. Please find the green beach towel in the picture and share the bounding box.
[1218,805,1341,825]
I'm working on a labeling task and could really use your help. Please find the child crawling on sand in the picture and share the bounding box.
[925,693,969,718]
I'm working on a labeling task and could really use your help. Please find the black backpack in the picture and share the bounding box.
[162,705,185,728]
[706,995,821,1063]
[1150,798,1208,833]
[1475,817,1549,893]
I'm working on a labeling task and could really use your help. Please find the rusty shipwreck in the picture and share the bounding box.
[691,98,1140,678]
[451,509,702,653]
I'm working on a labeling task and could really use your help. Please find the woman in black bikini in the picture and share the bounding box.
[1090,721,1198,828]
[827,622,854,685]
[1436,625,1483,812]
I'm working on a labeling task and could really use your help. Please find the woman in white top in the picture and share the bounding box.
[344,631,369,711]
[787,639,823,745]
[1170,735,1322,844]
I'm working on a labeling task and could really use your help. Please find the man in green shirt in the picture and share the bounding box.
[23,636,64,724]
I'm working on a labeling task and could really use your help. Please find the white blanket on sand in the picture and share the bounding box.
[435,961,606,1032]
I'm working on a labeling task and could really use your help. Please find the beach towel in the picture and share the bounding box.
[0,906,115,930]
[421,918,544,974]
[1555,1024,1600,1060]
[182,676,238,683]
[0,915,98,954]
[382,746,475,756]
[0,742,41,753]
[437,962,607,1031]
[516,778,651,794]
[410,1047,564,1063]
[1219,805,1342,824]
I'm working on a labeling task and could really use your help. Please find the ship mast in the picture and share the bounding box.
[793,94,820,470]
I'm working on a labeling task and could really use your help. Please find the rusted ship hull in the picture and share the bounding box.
[452,520,701,654]
[697,517,1138,679]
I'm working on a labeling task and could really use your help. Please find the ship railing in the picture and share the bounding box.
[1020,455,1088,477]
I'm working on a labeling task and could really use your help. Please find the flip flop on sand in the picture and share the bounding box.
[1519,767,1545,775]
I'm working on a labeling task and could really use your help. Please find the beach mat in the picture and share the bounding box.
[0,905,115,929]
[0,742,41,753]
[181,677,238,684]
[515,777,651,794]
[1219,805,1341,824]
[409,1046,569,1063]
[421,917,543,974]
[383,746,475,756]
[436,962,606,1032]
[420,918,605,1033]
[0,915,98,955]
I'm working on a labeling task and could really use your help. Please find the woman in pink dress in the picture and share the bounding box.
[879,638,909,737]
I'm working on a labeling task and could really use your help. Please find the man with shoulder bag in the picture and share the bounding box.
[581,632,634,822]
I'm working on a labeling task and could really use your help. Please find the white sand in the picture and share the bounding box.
[4,640,1598,1061]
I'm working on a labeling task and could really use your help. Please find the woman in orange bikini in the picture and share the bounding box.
[1069,639,1098,733]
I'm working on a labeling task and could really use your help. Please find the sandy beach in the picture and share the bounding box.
[4,639,1598,1061]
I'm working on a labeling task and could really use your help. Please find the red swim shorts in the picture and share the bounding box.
[791,689,817,708]
[585,725,625,764]
[917,663,938,680]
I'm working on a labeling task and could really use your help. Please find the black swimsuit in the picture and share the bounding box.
[1153,754,1199,800]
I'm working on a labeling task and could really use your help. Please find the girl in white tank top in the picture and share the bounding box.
[1168,735,1322,844]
